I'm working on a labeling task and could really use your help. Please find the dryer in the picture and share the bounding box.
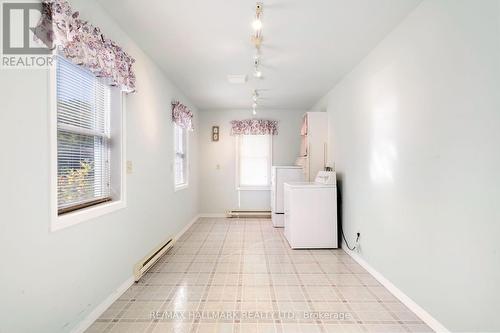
[271,166,304,227]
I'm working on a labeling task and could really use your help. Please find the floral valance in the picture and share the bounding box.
[172,101,194,131]
[230,119,278,136]
[34,0,136,93]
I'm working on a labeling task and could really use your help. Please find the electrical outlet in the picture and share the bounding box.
[355,232,361,251]
[126,160,133,174]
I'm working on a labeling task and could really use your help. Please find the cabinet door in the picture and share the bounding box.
[305,112,328,180]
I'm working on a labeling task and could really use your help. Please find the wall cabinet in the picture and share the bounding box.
[295,112,328,181]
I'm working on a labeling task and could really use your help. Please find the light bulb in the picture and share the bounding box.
[252,108,257,115]
[254,69,262,78]
[252,102,258,108]
[252,18,262,31]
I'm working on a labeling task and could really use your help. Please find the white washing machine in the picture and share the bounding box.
[284,171,338,249]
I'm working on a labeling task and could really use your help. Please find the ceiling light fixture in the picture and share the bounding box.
[253,51,261,61]
[251,3,263,48]
[227,74,248,84]
[253,57,262,78]
[252,90,259,115]
[253,3,263,35]
[252,18,262,31]
[252,90,259,102]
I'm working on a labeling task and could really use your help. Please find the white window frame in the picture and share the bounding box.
[173,123,189,191]
[49,57,126,232]
[235,134,273,191]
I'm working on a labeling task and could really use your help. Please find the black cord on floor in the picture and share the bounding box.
[337,181,359,251]
[340,222,357,251]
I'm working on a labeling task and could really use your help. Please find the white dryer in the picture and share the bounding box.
[284,171,338,249]
[271,166,304,227]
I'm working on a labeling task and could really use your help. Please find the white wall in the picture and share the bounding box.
[313,0,500,331]
[198,110,304,214]
[0,1,199,332]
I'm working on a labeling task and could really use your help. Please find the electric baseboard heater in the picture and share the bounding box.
[133,237,174,282]
[226,210,271,218]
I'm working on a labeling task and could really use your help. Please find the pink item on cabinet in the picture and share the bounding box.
[300,136,307,156]
[300,115,308,135]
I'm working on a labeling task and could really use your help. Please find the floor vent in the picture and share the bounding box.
[226,210,271,218]
[133,238,174,282]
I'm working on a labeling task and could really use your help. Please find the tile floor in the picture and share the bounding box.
[86,218,433,333]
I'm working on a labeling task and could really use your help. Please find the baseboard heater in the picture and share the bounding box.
[133,237,174,282]
[226,210,271,218]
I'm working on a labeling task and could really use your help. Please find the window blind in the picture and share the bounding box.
[174,124,187,186]
[239,135,271,187]
[56,56,111,214]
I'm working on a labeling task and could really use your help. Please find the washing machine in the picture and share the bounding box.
[284,171,338,249]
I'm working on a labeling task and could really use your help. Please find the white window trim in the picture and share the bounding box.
[49,59,127,232]
[235,134,273,191]
[173,123,189,191]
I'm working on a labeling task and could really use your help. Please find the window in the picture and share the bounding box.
[174,124,188,189]
[52,56,124,229]
[237,135,272,189]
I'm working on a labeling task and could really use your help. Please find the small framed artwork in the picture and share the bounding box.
[212,126,219,141]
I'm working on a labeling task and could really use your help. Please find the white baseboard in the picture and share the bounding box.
[343,248,449,333]
[198,213,227,218]
[71,213,201,333]
[70,276,134,333]
[174,214,200,241]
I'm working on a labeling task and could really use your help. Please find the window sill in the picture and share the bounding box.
[51,200,126,232]
[237,186,271,191]
[175,184,189,192]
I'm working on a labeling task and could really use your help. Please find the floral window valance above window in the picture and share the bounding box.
[33,0,136,93]
[230,119,278,136]
[172,101,194,131]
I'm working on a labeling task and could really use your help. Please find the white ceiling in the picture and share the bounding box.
[97,0,421,110]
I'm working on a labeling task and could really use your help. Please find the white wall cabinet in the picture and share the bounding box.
[296,112,329,181]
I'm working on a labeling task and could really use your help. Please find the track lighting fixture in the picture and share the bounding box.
[252,90,259,102]
[252,18,262,31]
[254,56,262,78]
[250,3,264,114]
[252,90,259,115]
[253,3,263,34]
[251,3,263,47]
[253,51,261,62]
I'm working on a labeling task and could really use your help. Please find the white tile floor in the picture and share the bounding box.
[85,218,433,333]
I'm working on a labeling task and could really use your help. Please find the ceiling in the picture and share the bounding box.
[97,0,421,110]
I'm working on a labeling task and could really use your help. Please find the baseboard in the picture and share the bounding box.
[198,213,272,218]
[198,213,227,218]
[70,276,134,333]
[174,214,200,241]
[71,213,200,333]
[343,248,449,333]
